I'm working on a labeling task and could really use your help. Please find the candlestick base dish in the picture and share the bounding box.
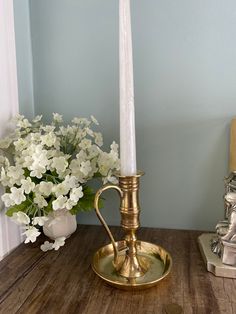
[92,240,172,290]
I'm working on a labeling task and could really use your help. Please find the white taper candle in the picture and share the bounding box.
[119,0,137,176]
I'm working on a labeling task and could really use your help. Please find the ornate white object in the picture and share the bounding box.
[198,233,236,278]
[198,172,236,278]
[221,193,236,242]
[43,209,77,240]
[211,175,236,266]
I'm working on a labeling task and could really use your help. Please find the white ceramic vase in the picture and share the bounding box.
[43,209,77,240]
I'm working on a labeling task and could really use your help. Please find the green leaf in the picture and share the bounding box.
[5,199,31,217]
[23,168,31,178]
[93,172,102,178]
[44,197,54,214]
[69,185,104,215]
[5,187,10,193]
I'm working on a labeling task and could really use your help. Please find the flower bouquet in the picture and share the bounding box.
[0,113,119,251]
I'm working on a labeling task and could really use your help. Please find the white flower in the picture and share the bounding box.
[70,186,84,203]
[29,146,49,178]
[109,149,119,161]
[14,138,28,152]
[10,187,26,205]
[72,117,89,126]
[53,113,63,123]
[110,141,119,153]
[94,132,103,147]
[32,115,42,123]
[91,115,99,125]
[79,139,92,150]
[90,158,98,175]
[85,127,94,137]
[69,159,80,174]
[57,126,66,136]
[87,145,99,158]
[69,160,85,183]
[1,193,14,207]
[21,177,35,194]
[0,168,10,187]
[22,155,33,169]
[0,137,12,149]
[40,241,53,252]
[97,152,112,176]
[80,161,92,176]
[41,132,57,147]
[103,172,118,185]
[71,117,81,124]
[51,156,68,174]
[64,175,78,189]
[7,166,24,185]
[42,125,56,133]
[23,226,41,243]
[53,182,70,198]
[17,118,32,129]
[98,151,119,176]
[0,156,9,168]
[32,216,49,226]
[29,132,42,142]
[76,150,87,162]
[30,167,44,179]
[65,199,76,210]
[14,114,24,122]
[52,195,68,210]
[52,237,66,250]
[34,194,48,208]
[38,181,53,197]
[46,149,60,159]
[12,211,30,225]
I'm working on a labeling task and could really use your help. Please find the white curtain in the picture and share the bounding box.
[0,0,22,260]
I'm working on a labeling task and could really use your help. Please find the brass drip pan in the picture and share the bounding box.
[92,240,172,290]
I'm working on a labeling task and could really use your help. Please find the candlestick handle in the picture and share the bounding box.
[94,184,123,266]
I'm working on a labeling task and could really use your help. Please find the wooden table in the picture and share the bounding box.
[0,225,235,314]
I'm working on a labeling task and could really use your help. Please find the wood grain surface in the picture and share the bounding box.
[0,225,235,314]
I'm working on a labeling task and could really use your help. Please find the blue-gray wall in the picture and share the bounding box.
[15,0,236,230]
[13,0,34,117]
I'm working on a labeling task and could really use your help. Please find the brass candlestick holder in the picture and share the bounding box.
[92,171,172,290]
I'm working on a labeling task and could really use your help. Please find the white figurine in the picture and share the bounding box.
[212,191,236,265]
[221,193,236,242]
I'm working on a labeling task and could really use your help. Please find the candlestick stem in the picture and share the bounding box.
[94,172,148,278]
[117,172,148,278]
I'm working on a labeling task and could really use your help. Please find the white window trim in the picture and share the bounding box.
[0,0,23,260]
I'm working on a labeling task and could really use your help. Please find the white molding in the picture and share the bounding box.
[0,0,22,260]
